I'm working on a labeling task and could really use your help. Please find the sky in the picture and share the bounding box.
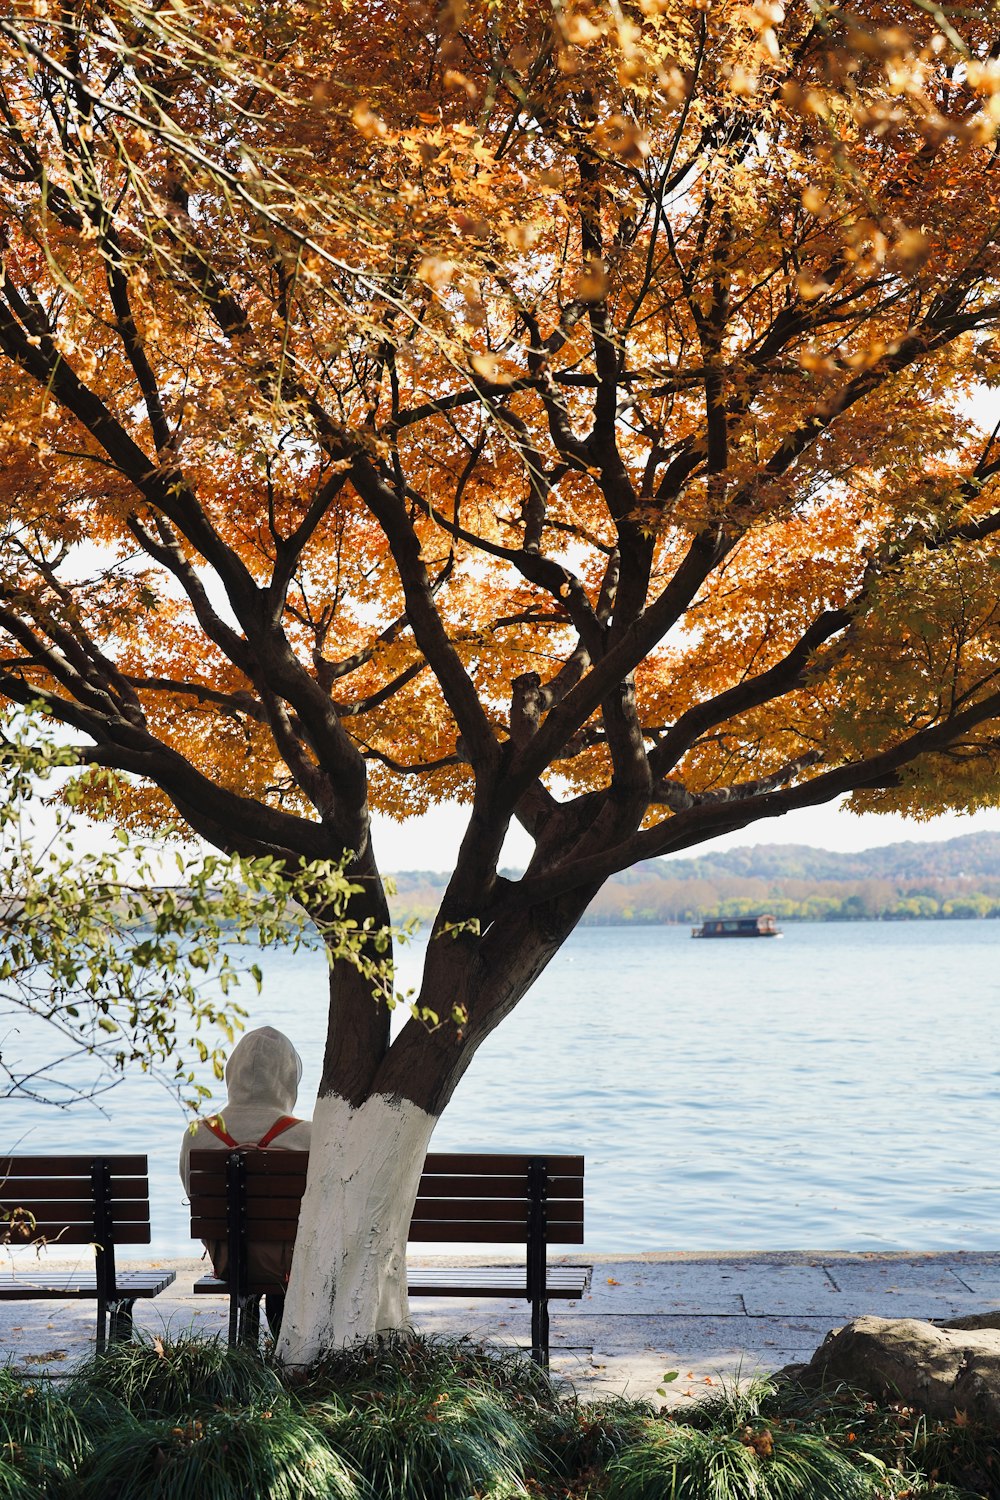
[371,797,1000,873]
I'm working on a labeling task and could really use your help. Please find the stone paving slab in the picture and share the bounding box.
[720,1265,839,1317]
[566,1348,787,1406]
[740,1259,992,1320]
[827,1258,973,1290]
[561,1315,840,1408]
[949,1269,1000,1296]
[407,1297,534,1344]
[559,1313,835,1355]
[826,1260,974,1297]
[580,1264,745,1315]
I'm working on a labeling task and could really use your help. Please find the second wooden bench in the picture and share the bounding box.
[0,1154,176,1349]
[189,1149,588,1365]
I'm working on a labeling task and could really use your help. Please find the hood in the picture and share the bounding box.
[224,1026,303,1112]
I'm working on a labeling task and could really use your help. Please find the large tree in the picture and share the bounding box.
[0,0,999,1361]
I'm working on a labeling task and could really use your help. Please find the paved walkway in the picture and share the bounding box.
[5,1250,1000,1406]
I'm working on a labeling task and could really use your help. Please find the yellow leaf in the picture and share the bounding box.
[351,103,386,139]
[470,352,498,379]
[592,114,650,164]
[575,255,610,302]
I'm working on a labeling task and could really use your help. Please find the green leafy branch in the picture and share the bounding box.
[0,708,403,1112]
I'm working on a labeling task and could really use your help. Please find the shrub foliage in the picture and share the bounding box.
[1,1333,998,1499]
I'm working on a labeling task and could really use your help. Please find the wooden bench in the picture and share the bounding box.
[189,1149,589,1365]
[0,1154,176,1349]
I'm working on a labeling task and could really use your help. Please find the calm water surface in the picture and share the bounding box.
[6,921,1000,1256]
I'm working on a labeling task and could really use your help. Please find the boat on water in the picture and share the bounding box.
[691,914,782,939]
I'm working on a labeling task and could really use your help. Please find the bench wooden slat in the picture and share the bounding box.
[409,1220,585,1244]
[189,1150,309,1176]
[237,1151,309,1173]
[409,1265,588,1285]
[191,1217,298,1241]
[409,1197,584,1227]
[418,1210,585,1231]
[6,1223,153,1245]
[244,1174,306,1198]
[423,1152,583,1176]
[0,1270,175,1300]
[417,1173,584,1200]
[7,1201,150,1224]
[189,1171,585,1205]
[414,1199,533,1226]
[0,1155,149,1177]
[188,1177,307,1204]
[409,1276,588,1298]
[194,1201,583,1232]
[193,1267,590,1300]
[419,1172,585,1193]
[188,1195,301,1223]
[188,1211,585,1240]
[0,1176,150,1201]
[191,1217,586,1245]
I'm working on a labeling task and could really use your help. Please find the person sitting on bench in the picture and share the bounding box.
[179,1025,311,1337]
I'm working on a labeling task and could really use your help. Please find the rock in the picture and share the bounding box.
[800,1315,1000,1422]
[942,1310,1000,1332]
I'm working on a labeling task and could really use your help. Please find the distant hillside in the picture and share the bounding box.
[388,832,1000,924]
[625,832,1000,883]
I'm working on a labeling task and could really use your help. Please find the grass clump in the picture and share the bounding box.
[754,1376,1000,1499]
[309,1374,541,1500]
[297,1332,550,1499]
[533,1392,657,1487]
[74,1404,359,1500]
[69,1332,286,1418]
[295,1329,559,1410]
[0,1367,95,1500]
[604,1418,877,1500]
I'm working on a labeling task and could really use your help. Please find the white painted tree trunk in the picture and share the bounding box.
[275,1091,436,1366]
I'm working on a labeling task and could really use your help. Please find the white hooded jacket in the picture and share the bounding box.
[180,1026,312,1281]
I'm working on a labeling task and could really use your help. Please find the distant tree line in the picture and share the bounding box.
[577,878,1000,924]
[391,877,1000,925]
[388,833,1000,925]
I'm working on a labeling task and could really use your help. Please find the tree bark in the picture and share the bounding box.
[277,1089,436,1365]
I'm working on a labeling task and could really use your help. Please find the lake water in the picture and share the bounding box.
[5,920,1000,1257]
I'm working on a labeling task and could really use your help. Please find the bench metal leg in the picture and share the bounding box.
[96,1295,108,1355]
[109,1299,137,1344]
[530,1297,549,1368]
[237,1295,261,1347]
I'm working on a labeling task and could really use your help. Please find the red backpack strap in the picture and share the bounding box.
[256,1115,300,1148]
[203,1115,239,1148]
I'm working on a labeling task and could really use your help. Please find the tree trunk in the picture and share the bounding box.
[276,1089,436,1365]
[275,897,592,1365]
